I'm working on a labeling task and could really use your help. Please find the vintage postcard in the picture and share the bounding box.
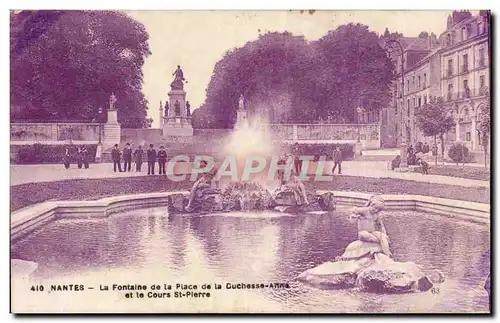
[10,10,491,314]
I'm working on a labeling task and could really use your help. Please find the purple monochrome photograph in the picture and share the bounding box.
[9,10,491,314]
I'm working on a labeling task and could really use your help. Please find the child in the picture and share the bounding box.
[349,195,392,258]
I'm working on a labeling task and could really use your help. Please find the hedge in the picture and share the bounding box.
[13,144,97,164]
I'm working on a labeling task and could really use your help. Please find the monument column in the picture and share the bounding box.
[162,65,193,136]
[103,92,121,148]
[159,101,164,127]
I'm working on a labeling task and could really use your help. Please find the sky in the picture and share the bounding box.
[126,10,467,128]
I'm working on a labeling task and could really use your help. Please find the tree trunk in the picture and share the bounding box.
[439,133,445,165]
[484,137,488,169]
[434,135,438,166]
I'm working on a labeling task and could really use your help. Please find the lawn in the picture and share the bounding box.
[427,165,490,181]
[10,175,490,212]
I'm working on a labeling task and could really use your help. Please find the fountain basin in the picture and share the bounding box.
[11,191,489,243]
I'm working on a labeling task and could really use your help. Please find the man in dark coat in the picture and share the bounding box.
[332,146,343,175]
[63,147,71,169]
[77,147,83,169]
[157,145,167,175]
[81,146,89,169]
[147,144,157,175]
[111,144,122,172]
[123,142,133,172]
[133,145,144,172]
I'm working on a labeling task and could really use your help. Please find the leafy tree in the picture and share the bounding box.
[197,25,395,129]
[418,31,429,38]
[448,143,469,165]
[314,23,394,122]
[10,10,151,128]
[478,88,490,168]
[415,96,455,165]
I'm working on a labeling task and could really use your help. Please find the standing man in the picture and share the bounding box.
[63,147,71,169]
[123,142,133,172]
[292,142,302,175]
[332,146,343,175]
[147,144,157,175]
[77,146,83,169]
[81,146,89,169]
[111,144,122,173]
[157,145,167,175]
[134,145,144,172]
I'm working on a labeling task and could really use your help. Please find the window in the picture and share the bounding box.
[466,132,471,141]
[479,48,485,67]
[447,83,454,101]
[412,76,415,84]
[418,97,421,107]
[423,73,427,87]
[418,76,421,89]
[406,80,409,92]
[480,75,485,89]
[413,98,416,107]
[463,79,470,98]
[407,99,410,110]
[424,95,427,105]
[463,54,468,72]
[447,59,453,76]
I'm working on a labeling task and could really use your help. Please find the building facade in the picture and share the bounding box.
[439,11,490,151]
[375,10,490,151]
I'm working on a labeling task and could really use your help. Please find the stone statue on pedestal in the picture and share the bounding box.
[109,93,117,111]
[186,101,191,117]
[164,101,169,116]
[171,65,186,91]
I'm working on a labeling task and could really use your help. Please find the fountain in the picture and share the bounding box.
[167,112,336,215]
[297,195,444,294]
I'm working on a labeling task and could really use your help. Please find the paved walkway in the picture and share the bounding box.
[10,161,489,188]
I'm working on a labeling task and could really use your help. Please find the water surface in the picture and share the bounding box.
[11,207,490,313]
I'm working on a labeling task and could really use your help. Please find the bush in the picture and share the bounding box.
[14,144,97,164]
[448,143,470,165]
[279,143,355,161]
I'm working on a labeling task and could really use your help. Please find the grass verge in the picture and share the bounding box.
[10,175,490,213]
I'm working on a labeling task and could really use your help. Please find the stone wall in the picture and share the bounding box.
[11,123,100,142]
[120,128,164,145]
[262,124,381,149]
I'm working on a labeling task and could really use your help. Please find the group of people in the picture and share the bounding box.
[391,141,437,174]
[111,143,168,175]
[62,146,90,169]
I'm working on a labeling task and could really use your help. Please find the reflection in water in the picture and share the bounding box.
[11,207,490,313]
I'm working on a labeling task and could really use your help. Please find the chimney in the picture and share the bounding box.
[428,32,438,48]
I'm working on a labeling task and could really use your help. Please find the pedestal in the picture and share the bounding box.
[95,143,103,163]
[103,110,121,148]
[162,117,193,136]
[162,89,193,136]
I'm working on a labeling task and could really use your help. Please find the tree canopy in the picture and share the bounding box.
[415,96,455,138]
[10,10,151,128]
[195,23,395,128]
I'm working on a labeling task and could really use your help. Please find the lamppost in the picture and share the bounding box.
[356,107,363,143]
[385,38,408,170]
[98,106,103,145]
